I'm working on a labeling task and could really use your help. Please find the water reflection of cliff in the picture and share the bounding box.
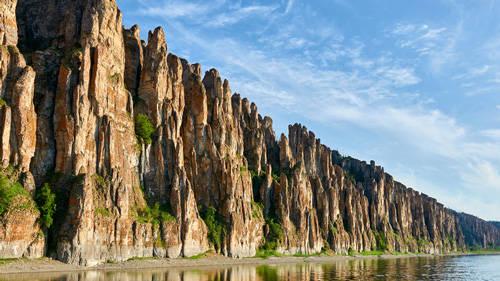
[0,256,452,281]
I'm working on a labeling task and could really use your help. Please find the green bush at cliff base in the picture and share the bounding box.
[135,114,154,144]
[373,230,388,251]
[200,206,226,251]
[35,183,56,228]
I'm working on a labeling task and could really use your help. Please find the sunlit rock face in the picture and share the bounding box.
[0,0,498,266]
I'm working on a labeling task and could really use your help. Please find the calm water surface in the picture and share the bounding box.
[1,254,499,280]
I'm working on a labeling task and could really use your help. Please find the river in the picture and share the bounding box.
[0,254,499,280]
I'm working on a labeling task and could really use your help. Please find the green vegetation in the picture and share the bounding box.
[0,98,6,106]
[127,256,159,261]
[0,174,32,217]
[135,114,154,144]
[256,206,283,259]
[271,173,280,183]
[256,265,279,280]
[35,183,57,228]
[0,258,22,265]
[373,230,389,252]
[95,208,111,216]
[251,170,266,190]
[344,170,356,182]
[329,221,338,234]
[261,216,283,251]
[133,202,175,225]
[200,206,226,251]
[133,95,146,106]
[348,247,357,255]
[282,162,301,181]
[185,250,213,259]
[254,249,282,259]
[467,243,500,253]
[417,238,430,251]
[292,252,321,257]
[251,201,264,219]
[490,221,500,229]
[359,250,385,256]
[343,167,364,183]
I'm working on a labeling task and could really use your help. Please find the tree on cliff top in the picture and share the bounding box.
[135,114,154,144]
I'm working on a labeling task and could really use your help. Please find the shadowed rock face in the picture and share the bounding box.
[0,0,498,266]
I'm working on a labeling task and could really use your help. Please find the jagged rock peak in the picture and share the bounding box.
[0,0,18,46]
[16,0,124,54]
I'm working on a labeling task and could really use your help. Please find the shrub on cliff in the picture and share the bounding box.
[0,175,31,217]
[135,114,154,144]
[35,183,56,228]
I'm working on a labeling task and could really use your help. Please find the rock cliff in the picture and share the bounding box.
[0,0,498,265]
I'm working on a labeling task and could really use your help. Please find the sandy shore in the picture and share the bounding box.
[0,252,472,275]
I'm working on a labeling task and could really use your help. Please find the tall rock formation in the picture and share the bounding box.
[0,0,498,266]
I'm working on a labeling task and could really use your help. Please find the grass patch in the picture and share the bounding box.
[0,258,19,265]
[392,251,409,255]
[95,208,111,216]
[132,202,175,225]
[348,248,357,255]
[254,249,282,259]
[0,174,33,217]
[359,251,385,256]
[292,253,320,257]
[126,257,159,261]
[184,250,213,259]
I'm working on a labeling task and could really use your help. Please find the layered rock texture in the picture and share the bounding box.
[0,0,499,265]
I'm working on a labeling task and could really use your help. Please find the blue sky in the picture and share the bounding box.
[117,0,500,221]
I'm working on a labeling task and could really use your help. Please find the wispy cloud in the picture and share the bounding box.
[453,65,491,80]
[139,0,279,28]
[390,22,460,72]
[285,0,294,14]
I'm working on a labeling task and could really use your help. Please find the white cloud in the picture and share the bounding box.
[139,0,278,28]
[392,24,416,35]
[139,0,217,19]
[207,5,280,27]
[479,129,500,141]
[391,21,460,72]
[285,0,294,14]
[464,86,497,96]
[454,65,491,80]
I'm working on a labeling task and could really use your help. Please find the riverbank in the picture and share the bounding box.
[0,251,482,274]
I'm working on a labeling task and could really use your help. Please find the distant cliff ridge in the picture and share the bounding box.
[0,0,498,266]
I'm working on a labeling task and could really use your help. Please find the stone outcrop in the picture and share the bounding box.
[0,0,17,46]
[0,0,498,266]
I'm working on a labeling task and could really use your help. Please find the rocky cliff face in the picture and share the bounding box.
[0,0,498,266]
[453,212,500,250]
